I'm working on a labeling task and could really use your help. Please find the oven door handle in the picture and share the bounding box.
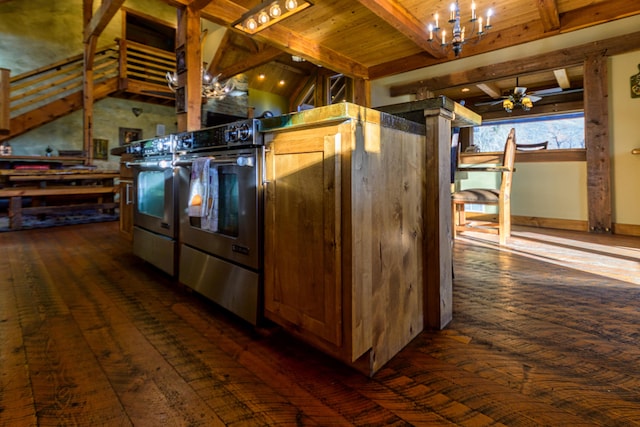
[125,161,173,169]
[174,158,248,167]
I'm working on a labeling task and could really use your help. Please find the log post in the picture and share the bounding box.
[423,107,454,330]
[0,68,9,135]
[584,52,612,233]
[176,6,202,132]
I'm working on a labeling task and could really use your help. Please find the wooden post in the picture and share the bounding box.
[176,6,202,132]
[353,78,370,107]
[0,68,9,135]
[83,37,97,165]
[423,107,454,330]
[584,53,612,233]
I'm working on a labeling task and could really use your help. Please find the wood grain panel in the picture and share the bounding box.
[264,125,343,348]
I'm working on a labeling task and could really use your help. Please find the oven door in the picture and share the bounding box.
[130,158,176,239]
[176,148,262,271]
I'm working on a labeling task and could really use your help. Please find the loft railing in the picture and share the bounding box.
[117,38,175,98]
[0,40,176,137]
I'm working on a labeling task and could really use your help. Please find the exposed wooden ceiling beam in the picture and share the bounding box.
[216,46,284,81]
[560,1,640,31]
[370,0,640,80]
[476,83,502,99]
[537,0,560,32]
[156,0,189,7]
[83,0,125,42]
[389,30,640,96]
[188,0,213,12]
[206,29,231,75]
[553,69,571,89]
[199,0,369,79]
[354,0,446,59]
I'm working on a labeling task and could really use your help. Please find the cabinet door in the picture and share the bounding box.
[264,127,343,348]
[119,180,134,240]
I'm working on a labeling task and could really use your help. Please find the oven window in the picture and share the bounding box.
[218,170,239,237]
[137,170,165,218]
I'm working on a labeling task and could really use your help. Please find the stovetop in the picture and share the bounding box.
[175,119,261,153]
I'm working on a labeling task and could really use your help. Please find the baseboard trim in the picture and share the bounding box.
[464,213,640,237]
[612,223,640,237]
[512,215,588,232]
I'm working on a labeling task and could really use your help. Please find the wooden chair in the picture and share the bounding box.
[451,128,517,245]
[516,141,548,151]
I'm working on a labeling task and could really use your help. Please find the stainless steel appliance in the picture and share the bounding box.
[174,119,263,325]
[126,135,178,276]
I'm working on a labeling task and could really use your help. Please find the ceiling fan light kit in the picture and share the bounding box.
[427,0,493,57]
[233,0,313,35]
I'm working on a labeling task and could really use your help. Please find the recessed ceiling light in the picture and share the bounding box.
[461,87,470,93]
[258,74,266,80]
[279,80,285,85]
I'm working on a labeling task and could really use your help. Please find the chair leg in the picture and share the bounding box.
[451,201,457,240]
[498,197,511,245]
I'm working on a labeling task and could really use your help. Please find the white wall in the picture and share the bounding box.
[610,51,640,226]
[371,14,640,228]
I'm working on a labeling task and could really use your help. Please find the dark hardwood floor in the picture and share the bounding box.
[1,221,640,426]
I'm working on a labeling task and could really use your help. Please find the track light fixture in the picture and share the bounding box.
[232,0,313,35]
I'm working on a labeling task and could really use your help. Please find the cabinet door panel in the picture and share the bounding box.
[264,129,342,347]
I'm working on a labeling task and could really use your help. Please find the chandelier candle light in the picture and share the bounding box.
[166,65,235,100]
[428,0,493,57]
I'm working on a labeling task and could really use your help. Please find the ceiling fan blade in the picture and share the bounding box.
[475,99,505,106]
[530,87,562,96]
[534,87,585,97]
[514,87,527,96]
[528,95,542,103]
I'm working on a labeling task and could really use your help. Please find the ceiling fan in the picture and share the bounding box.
[475,78,583,112]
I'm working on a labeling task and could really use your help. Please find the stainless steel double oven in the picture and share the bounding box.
[174,119,263,324]
[126,135,178,276]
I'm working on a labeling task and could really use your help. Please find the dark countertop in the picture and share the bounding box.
[374,96,482,128]
[258,102,426,135]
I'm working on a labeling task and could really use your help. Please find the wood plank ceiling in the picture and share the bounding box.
[174,0,640,105]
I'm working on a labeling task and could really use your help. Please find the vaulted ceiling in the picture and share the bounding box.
[169,0,640,109]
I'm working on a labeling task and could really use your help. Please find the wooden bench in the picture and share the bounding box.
[0,170,119,230]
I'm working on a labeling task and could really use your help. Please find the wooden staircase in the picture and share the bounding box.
[1,40,175,142]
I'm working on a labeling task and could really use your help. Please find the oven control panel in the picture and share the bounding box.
[176,119,261,152]
[126,135,175,157]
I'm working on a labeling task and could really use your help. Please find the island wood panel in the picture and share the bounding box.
[264,125,343,350]
[264,118,424,375]
[353,119,425,374]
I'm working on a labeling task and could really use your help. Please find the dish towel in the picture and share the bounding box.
[202,165,219,232]
[187,157,210,217]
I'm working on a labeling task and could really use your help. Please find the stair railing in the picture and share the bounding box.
[8,44,119,119]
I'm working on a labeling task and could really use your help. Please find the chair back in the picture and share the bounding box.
[502,128,517,171]
[451,129,460,183]
[516,141,548,151]
[500,128,517,197]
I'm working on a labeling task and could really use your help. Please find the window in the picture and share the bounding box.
[473,113,585,152]
[329,74,347,103]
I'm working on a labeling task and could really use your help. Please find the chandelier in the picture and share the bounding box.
[427,1,493,57]
[166,66,235,100]
[232,0,313,35]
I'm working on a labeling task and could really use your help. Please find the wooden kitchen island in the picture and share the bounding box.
[260,100,480,375]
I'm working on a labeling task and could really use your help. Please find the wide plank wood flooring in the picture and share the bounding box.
[1,222,640,426]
